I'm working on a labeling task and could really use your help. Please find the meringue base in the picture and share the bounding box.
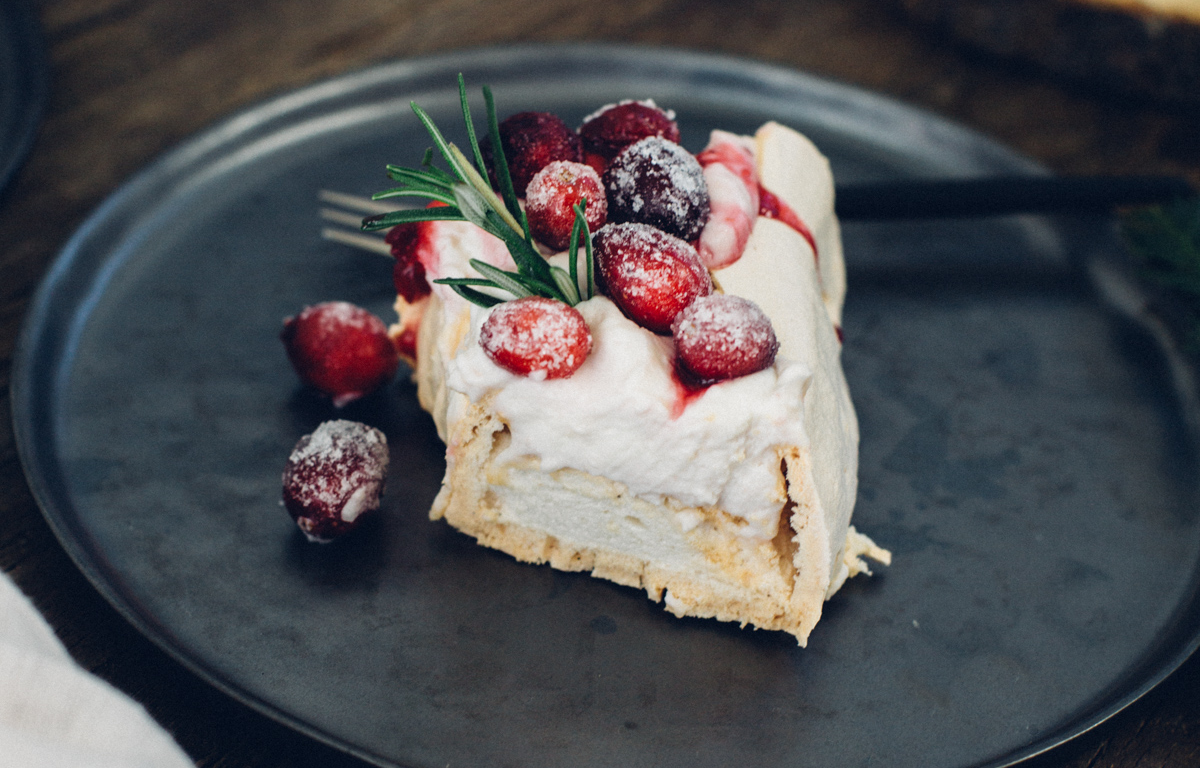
[427,391,889,644]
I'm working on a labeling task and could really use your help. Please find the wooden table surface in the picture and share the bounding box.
[3,1,1199,766]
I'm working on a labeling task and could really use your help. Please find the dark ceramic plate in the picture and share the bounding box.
[12,45,1200,768]
[0,0,45,192]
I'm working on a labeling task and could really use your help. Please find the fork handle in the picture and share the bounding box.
[834,175,1195,220]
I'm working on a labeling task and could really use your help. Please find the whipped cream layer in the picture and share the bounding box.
[414,120,854,546]
[445,295,811,539]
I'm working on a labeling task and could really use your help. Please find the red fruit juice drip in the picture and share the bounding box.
[758,186,818,263]
[669,364,712,419]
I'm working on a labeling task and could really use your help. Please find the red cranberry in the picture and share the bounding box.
[579,101,680,161]
[593,222,712,335]
[282,420,389,542]
[384,222,431,302]
[525,160,608,251]
[603,137,710,242]
[487,111,583,195]
[672,294,779,382]
[583,151,608,176]
[281,302,400,407]
[479,297,592,379]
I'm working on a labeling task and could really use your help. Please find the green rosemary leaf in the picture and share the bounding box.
[458,74,490,182]
[449,143,524,235]
[1121,196,1200,352]
[452,182,491,230]
[433,276,498,287]
[414,155,457,186]
[484,209,556,289]
[483,85,533,245]
[567,208,583,298]
[469,260,536,299]
[361,206,464,231]
[445,283,505,308]
[573,199,596,298]
[550,265,581,306]
[385,165,456,190]
[371,188,457,206]
[1123,198,1200,297]
[411,101,466,181]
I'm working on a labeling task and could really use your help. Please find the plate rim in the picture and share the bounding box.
[10,42,1197,768]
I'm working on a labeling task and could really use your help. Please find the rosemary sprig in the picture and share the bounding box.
[360,76,595,308]
[1120,195,1200,351]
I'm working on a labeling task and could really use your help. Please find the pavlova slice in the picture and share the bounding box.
[363,83,888,644]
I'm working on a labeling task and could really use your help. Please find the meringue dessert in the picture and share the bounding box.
[368,92,889,644]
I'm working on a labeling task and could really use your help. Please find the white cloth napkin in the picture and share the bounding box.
[0,571,194,768]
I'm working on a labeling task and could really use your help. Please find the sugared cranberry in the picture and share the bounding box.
[593,222,712,335]
[385,222,431,302]
[282,420,389,543]
[672,294,779,382]
[603,137,710,242]
[525,161,608,251]
[487,111,582,195]
[281,302,400,407]
[579,101,681,161]
[479,297,592,379]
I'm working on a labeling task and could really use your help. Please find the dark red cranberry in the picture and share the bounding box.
[486,111,583,195]
[282,420,389,542]
[603,137,710,242]
[593,222,711,335]
[385,222,431,302]
[579,101,681,161]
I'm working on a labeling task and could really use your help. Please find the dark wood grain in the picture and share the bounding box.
[3,1,1199,765]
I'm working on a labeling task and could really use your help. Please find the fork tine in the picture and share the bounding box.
[318,190,398,256]
[318,189,398,216]
[321,226,393,256]
[319,207,366,229]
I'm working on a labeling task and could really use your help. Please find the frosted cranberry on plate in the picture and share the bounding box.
[282,420,389,543]
[281,301,399,407]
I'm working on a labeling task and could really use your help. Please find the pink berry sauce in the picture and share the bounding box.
[758,186,818,261]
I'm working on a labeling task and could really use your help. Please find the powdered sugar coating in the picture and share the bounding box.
[525,161,608,251]
[479,297,592,379]
[593,222,712,335]
[672,294,779,382]
[282,419,389,543]
[603,137,710,242]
